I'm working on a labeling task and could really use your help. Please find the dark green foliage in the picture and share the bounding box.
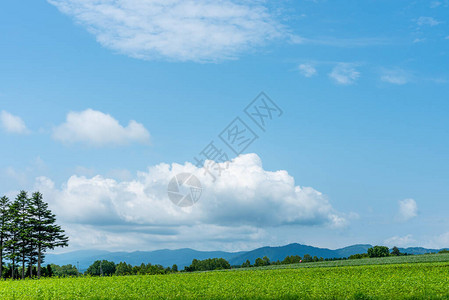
[115,262,133,276]
[349,253,369,259]
[302,254,313,262]
[0,191,68,279]
[86,260,116,276]
[29,192,69,278]
[184,258,231,272]
[390,246,402,256]
[241,259,252,267]
[50,264,79,277]
[367,246,390,258]
[438,249,449,254]
[0,196,10,279]
[254,256,270,267]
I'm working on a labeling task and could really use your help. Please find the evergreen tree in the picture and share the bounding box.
[5,200,20,279]
[15,191,33,279]
[0,196,10,279]
[29,192,69,278]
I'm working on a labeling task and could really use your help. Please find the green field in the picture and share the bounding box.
[1,255,449,299]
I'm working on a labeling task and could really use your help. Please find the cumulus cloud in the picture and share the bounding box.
[381,69,410,85]
[329,63,360,85]
[47,0,286,62]
[53,109,150,147]
[35,153,347,250]
[384,234,415,248]
[0,110,29,134]
[298,63,317,78]
[397,198,418,222]
[417,16,442,26]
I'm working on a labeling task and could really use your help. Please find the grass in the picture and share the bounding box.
[1,255,449,299]
[244,252,449,270]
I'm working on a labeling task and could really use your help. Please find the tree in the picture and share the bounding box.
[254,257,270,267]
[282,255,302,265]
[241,259,251,268]
[172,264,178,272]
[14,191,34,279]
[0,196,10,279]
[263,256,270,266]
[86,260,116,276]
[29,192,69,278]
[50,264,79,277]
[391,246,401,256]
[367,246,390,258]
[115,262,133,276]
[5,199,21,279]
[184,258,231,272]
[303,254,313,262]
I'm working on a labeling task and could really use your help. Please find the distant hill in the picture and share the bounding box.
[45,243,446,272]
[46,248,245,272]
[228,243,372,265]
[398,247,442,255]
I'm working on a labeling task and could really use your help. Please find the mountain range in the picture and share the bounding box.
[45,243,444,272]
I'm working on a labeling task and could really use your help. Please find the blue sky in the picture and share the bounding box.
[1,0,449,252]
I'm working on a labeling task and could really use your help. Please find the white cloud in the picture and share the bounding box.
[35,153,347,250]
[329,63,360,85]
[298,63,317,78]
[381,69,410,85]
[53,109,150,147]
[47,0,285,62]
[0,110,29,134]
[397,198,418,222]
[384,234,416,248]
[417,16,442,27]
[413,38,426,43]
[425,232,449,249]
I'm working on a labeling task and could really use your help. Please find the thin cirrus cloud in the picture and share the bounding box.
[298,63,317,78]
[35,153,348,250]
[416,16,442,26]
[47,0,287,62]
[0,110,30,134]
[329,63,360,85]
[380,69,410,85]
[52,109,150,147]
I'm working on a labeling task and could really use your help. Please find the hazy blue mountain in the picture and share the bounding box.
[45,243,446,272]
[228,243,373,265]
[398,247,442,255]
[46,248,245,272]
[335,244,373,258]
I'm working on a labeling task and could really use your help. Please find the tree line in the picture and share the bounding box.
[0,191,68,279]
[44,245,449,277]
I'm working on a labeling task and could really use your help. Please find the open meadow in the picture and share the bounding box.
[1,254,449,299]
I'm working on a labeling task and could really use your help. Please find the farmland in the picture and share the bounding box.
[1,254,449,299]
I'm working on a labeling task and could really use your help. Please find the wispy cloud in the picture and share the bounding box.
[329,63,360,85]
[384,234,416,248]
[298,63,317,77]
[397,198,418,222]
[417,16,442,27]
[381,69,410,85]
[0,110,30,134]
[48,0,286,62]
[53,109,150,147]
[301,37,393,47]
